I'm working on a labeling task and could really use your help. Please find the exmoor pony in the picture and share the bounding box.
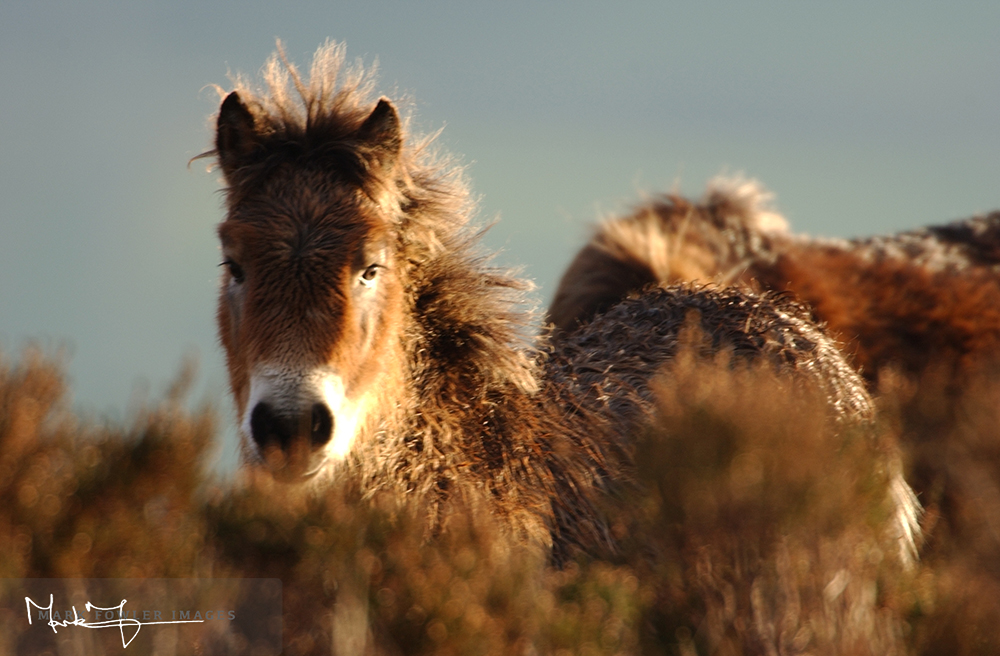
[204,43,919,571]
[548,177,1000,386]
[547,178,1000,546]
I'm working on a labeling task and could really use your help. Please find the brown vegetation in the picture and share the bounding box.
[0,345,946,654]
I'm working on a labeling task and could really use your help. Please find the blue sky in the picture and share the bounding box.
[1,2,998,465]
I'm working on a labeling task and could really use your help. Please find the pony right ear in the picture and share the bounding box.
[356,98,402,176]
[216,92,259,175]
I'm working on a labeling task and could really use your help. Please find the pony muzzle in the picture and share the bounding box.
[241,366,360,478]
[248,400,334,477]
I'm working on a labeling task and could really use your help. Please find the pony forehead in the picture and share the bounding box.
[222,137,394,202]
[217,211,392,253]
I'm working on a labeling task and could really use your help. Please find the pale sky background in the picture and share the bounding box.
[1,2,998,468]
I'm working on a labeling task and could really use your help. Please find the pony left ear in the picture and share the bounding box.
[357,98,402,175]
[216,92,259,176]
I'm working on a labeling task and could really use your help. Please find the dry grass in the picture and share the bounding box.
[0,347,997,654]
[880,365,1000,656]
[622,347,911,655]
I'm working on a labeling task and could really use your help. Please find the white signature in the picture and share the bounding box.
[25,594,204,648]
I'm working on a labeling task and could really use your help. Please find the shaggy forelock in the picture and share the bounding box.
[229,40,380,147]
[203,41,476,240]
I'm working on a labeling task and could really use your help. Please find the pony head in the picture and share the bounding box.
[212,46,409,479]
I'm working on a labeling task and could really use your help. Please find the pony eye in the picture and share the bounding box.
[221,258,245,284]
[360,264,379,285]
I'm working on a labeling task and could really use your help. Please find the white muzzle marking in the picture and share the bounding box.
[242,364,362,468]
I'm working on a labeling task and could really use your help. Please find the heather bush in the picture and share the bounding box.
[1,348,997,654]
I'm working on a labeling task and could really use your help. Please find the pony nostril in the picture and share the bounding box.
[250,402,294,451]
[310,403,334,447]
[250,401,332,455]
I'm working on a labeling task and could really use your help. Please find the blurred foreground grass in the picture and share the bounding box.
[0,347,998,655]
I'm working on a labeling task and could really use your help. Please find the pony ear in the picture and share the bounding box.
[357,98,402,175]
[216,92,258,175]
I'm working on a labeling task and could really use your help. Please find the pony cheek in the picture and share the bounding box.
[348,281,399,382]
[218,288,246,354]
[339,314,384,396]
[217,307,246,404]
